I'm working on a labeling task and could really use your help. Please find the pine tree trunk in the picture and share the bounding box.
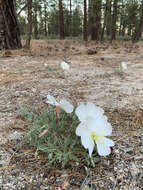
[33,2,38,39]
[132,0,143,42]
[121,23,125,36]
[25,0,32,48]
[88,0,92,36]
[59,0,64,39]
[118,0,124,37]
[110,0,118,42]
[106,0,112,36]
[89,0,102,41]
[0,0,22,49]
[119,21,122,36]
[83,0,88,41]
[44,3,47,37]
[69,0,72,36]
[101,0,109,41]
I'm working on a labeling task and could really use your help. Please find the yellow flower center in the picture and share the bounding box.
[86,116,89,120]
[90,132,104,144]
[86,115,92,121]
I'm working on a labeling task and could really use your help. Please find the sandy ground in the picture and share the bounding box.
[0,40,143,189]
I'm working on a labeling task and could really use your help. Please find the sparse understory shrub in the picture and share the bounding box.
[19,106,101,168]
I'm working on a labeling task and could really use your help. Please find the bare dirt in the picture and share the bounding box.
[0,40,143,189]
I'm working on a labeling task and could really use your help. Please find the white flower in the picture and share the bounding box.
[46,95,73,113]
[75,102,104,122]
[76,116,114,156]
[121,61,127,70]
[44,63,48,67]
[46,94,59,106]
[60,61,70,70]
[75,102,114,156]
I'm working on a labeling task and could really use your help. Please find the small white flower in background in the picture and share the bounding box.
[44,63,48,67]
[46,94,73,113]
[121,61,127,71]
[76,116,114,157]
[46,94,59,106]
[60,61,70,70]
[75,102,104,122]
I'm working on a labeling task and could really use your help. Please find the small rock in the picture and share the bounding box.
[87,49,97,55]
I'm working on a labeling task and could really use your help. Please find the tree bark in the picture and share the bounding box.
[69,0,72,36]
[83,0,88,41]
[59,0,64,39]
[106,0,112,36]
[132,0,143,42]
[33,2,38,39]
[101,0,109,41]
[44,2,47,36]
[89,0,102,41]
[110,0,118,42]
[0,0,22,49]
[25,0,32,48]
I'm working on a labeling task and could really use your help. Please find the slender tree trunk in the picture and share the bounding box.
[83,0,88,41]
[89,0,102,41]
[88,0,92,36]
[59,0,64,39]
[118,0,124,37]
[0,0,22,49]
[101,0,108,41]
[106,0,112,36]
[119,18,122,36]
[69,0,72,36]
[44,2,47,36]
[121,23,125,36]
[128,25,132,36]
[132,0,143,42]
[25,0,32,48]
[39,10,43,35]
[110,0,118,42]
[33,2,38,39]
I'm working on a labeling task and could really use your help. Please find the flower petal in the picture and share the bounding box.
[75,103,88,122]
[76,122,88,136]
[76,122,95,157]
[59,99,74,113]
[60,61,70,70]
[96,142,111,156]
[75,102,104,122]
[101,137,115,147]
[80,134,92,149]
[88,116,112,136]
[80,135,94,157]
[88,140,95,157]
[104,123,113,136]
[86,102,104,118]
[76,122,91,148]
[46,95,59,106]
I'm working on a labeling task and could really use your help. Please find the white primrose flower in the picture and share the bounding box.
[75,102,104,122]
[60,61,70,70]
[44,63,48,67]
[46,94,73,113]
[121,61,127,71]
[76,116,115,157]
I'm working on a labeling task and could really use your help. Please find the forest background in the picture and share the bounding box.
[1,0,143,50]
